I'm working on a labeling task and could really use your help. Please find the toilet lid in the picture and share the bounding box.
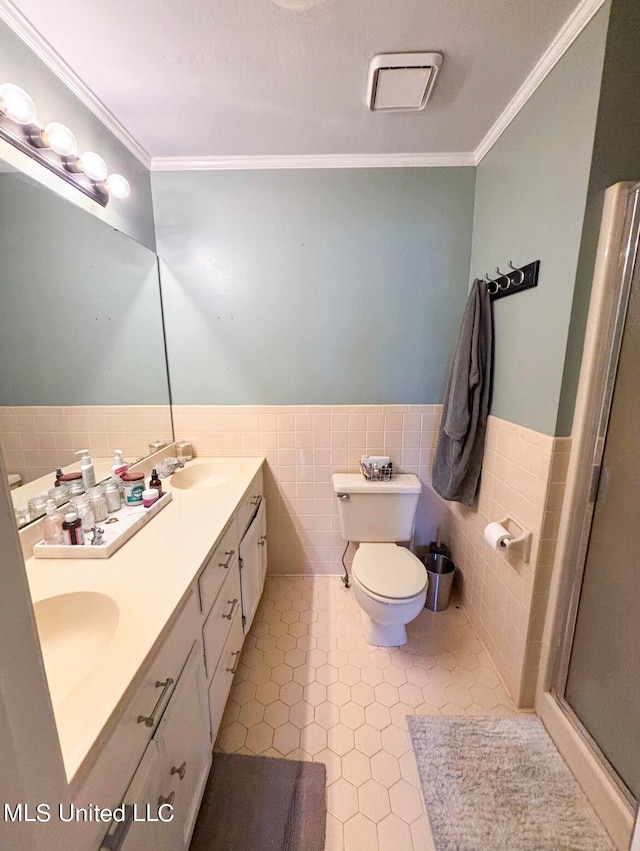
[353,544,427,600]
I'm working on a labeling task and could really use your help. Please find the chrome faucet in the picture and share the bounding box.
[158,457,185,478]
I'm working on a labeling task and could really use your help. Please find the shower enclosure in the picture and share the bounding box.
[539,181,640,849]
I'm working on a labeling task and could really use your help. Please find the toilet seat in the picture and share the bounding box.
[352,543,427,601]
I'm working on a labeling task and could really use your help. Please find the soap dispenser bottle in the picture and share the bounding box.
[75,450,96,490]
[111,449,128,502]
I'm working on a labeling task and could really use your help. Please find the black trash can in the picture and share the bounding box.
[423,553,455,611]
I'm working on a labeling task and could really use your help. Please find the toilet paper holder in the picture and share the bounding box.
[496,516,532,562]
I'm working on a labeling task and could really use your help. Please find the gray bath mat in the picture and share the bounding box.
[189,752,326,851]
[407,715,615,850]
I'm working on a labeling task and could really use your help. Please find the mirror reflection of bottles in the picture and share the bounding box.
[42,500,64,545]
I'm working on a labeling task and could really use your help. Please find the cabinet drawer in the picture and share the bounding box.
[209,607,244,743]
[198,521,239,615]
[129,592,199,736]
[202,564,242,677]
[237,468,264,538]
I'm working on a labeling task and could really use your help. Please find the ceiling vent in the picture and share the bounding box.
[366,52,443,112]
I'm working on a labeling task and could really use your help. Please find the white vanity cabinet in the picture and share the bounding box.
[104,643,210,851]
[239,497,267,634]
[153,642,211,849]
[235,467,266,635]
[84,459,267,851]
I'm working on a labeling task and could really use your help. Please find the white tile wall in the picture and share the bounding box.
[445,415,571,707]
[173,404,569,708]
[0,405,173,484]
[171,405,445,577]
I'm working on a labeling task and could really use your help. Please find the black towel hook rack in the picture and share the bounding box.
[483,260,540,301]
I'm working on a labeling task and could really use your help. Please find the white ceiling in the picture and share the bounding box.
[10,0,584,161]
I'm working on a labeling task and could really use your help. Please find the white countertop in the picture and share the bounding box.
[23,456,264,784]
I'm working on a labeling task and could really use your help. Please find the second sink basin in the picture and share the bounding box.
[34,591,120,707]
[170,460,239,490]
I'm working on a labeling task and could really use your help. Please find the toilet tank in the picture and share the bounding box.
[332,473,422,542]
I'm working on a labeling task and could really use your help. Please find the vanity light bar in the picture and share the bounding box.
[0,83,130,207]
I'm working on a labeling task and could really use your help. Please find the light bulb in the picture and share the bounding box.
[78,151,108,181]
[0,83,36,124]
[105,174,130,199]
[42,122,77,156]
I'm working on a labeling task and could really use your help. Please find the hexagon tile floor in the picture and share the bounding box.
[216,576,518,851]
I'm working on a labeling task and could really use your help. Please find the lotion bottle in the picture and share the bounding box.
[75,450,96,490]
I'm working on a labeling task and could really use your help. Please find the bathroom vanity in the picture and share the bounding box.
[23,457,266,851]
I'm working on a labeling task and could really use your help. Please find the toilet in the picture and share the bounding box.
[8,473,22,490]
[332,473,428,647]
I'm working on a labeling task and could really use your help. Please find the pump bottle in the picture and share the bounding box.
[75,450,96,490]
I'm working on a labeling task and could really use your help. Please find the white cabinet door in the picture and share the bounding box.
[154,642,212,851]
[102,743,170,851]
[259,497,268,585]
[239,499,265,634]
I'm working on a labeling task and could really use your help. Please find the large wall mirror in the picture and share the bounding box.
[0,156,173,526]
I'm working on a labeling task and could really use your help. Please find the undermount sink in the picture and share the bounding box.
[33,591,119,707]
[170,461,239,490]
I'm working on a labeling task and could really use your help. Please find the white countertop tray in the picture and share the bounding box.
[32,491,172,559]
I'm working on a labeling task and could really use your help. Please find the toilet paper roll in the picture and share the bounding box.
[484,522,513,551]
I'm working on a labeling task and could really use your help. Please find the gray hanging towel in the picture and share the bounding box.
[432,279,493,505]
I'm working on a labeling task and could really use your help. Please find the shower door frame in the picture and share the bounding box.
[552,179,640,807]
[536,181,640,850]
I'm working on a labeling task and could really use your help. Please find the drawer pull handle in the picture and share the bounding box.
[171,761,187,781]
[258,535,267,546]
[158,791,175,807]
[250,495,261,506]
[226,650,241,674]
[223,598,239,620]
[101,804,134,850]
[137,677,174,728]
[219,550,235,569]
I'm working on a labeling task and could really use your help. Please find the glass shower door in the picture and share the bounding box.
[559,187,640,804]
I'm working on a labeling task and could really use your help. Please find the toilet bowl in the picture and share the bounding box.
[351,543,427,646]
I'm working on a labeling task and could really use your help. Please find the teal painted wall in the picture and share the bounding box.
[470,6,610,436]
[153,168,475,405]
[557,0,640,434]
[0,19,155,250]
[0,171,169,406]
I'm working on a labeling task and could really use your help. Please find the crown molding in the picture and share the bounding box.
[0,0,606,173]
[151,151,476,171]
[0,0,150,167]
[474,0,607,163]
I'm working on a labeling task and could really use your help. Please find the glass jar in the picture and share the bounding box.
[68,480,85,498]
[27,494,48,520]
[88,485,109,522]
[121,471,145,506]
[59,471,83,490]
[176,442,193,462]
[48,486,70,508]
[70,495,95,531]
[104,481,121,513]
